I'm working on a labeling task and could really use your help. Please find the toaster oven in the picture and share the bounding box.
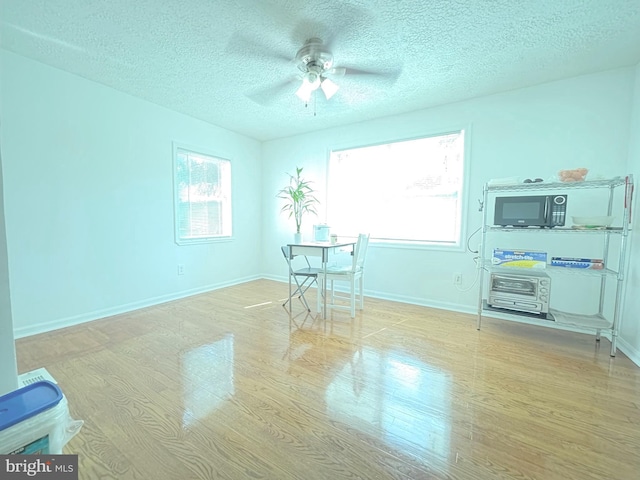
[488,271,551,316]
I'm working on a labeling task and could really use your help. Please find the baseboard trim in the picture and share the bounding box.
[361,288,478,315]
[616,337,640,366]
[13,275,262,339]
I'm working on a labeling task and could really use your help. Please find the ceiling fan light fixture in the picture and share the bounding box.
[295,78,315,102]
[296,69,324,102]
[320,77,339,99]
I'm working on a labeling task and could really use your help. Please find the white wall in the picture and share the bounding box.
[1,50,263,338]
[619,63,640,364]
[0,139,18,395]
[262,68,636,317]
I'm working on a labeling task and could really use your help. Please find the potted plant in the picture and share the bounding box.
[276,166,319,243]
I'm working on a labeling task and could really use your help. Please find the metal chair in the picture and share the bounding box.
[317,234,370,318]
[282,246,321,312]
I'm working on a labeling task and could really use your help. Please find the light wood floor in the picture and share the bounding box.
[15,279,640,479]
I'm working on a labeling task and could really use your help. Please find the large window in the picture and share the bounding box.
[327,131,465,245]
[174,146,232,244]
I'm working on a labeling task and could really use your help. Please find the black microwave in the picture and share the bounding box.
[494,194,567,228]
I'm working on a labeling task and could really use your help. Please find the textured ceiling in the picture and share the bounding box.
[2,0,640,141]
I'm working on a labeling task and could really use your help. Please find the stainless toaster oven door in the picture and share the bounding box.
[490,275,537,297]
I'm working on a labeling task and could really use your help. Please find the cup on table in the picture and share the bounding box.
[330,234,338,245]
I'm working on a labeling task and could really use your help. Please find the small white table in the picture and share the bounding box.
[287,241,356,319]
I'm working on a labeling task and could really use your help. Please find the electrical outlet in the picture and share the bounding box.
[178,264,185,275]
[453,273,462,285]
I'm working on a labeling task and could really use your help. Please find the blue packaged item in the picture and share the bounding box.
[492,249,547,268]
[0,379,83,455]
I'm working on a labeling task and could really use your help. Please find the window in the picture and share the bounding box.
[327,131,465,245]
[174,146,232,244]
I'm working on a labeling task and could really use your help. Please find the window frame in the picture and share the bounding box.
[172,142,233,246]
[324,127,471,251]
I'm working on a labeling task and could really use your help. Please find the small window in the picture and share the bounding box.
[174,145,232,244]
[327,131,465,246]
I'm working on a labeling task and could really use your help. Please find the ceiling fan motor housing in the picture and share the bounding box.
[295,38,334,73]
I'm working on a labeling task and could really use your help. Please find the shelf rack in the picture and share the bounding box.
[476,175,634,356]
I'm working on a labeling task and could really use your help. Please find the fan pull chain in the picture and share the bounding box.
[302,92,318,116]
[303,94,318,117]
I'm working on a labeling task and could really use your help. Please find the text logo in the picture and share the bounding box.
[0,455,78,479]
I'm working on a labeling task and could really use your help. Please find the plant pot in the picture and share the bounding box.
[294,233,302,244]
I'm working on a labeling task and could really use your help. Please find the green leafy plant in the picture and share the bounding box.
[276,167,319,234]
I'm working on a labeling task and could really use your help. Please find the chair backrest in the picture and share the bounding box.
[352,234,370,271]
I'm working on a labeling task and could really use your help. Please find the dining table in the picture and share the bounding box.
[287,240,356,319]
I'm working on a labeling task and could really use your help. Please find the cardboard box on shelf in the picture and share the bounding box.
[492,249,547,268]
[551,257,605,269]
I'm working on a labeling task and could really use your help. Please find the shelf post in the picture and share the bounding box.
[477,183,489,330]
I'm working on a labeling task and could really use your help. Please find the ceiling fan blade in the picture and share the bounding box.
[246,77,300,106]
[326,67,346,77]
[341,67,402,84]
[225,32,293,65]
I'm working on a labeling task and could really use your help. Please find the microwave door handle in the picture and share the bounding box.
[544,197,550,222]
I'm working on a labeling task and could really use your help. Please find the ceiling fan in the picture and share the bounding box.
[236,36,401,106]
[294,37,343,102]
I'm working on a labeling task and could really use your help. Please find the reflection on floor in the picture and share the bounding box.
[181,333,235,427]
[326,347,451,461]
